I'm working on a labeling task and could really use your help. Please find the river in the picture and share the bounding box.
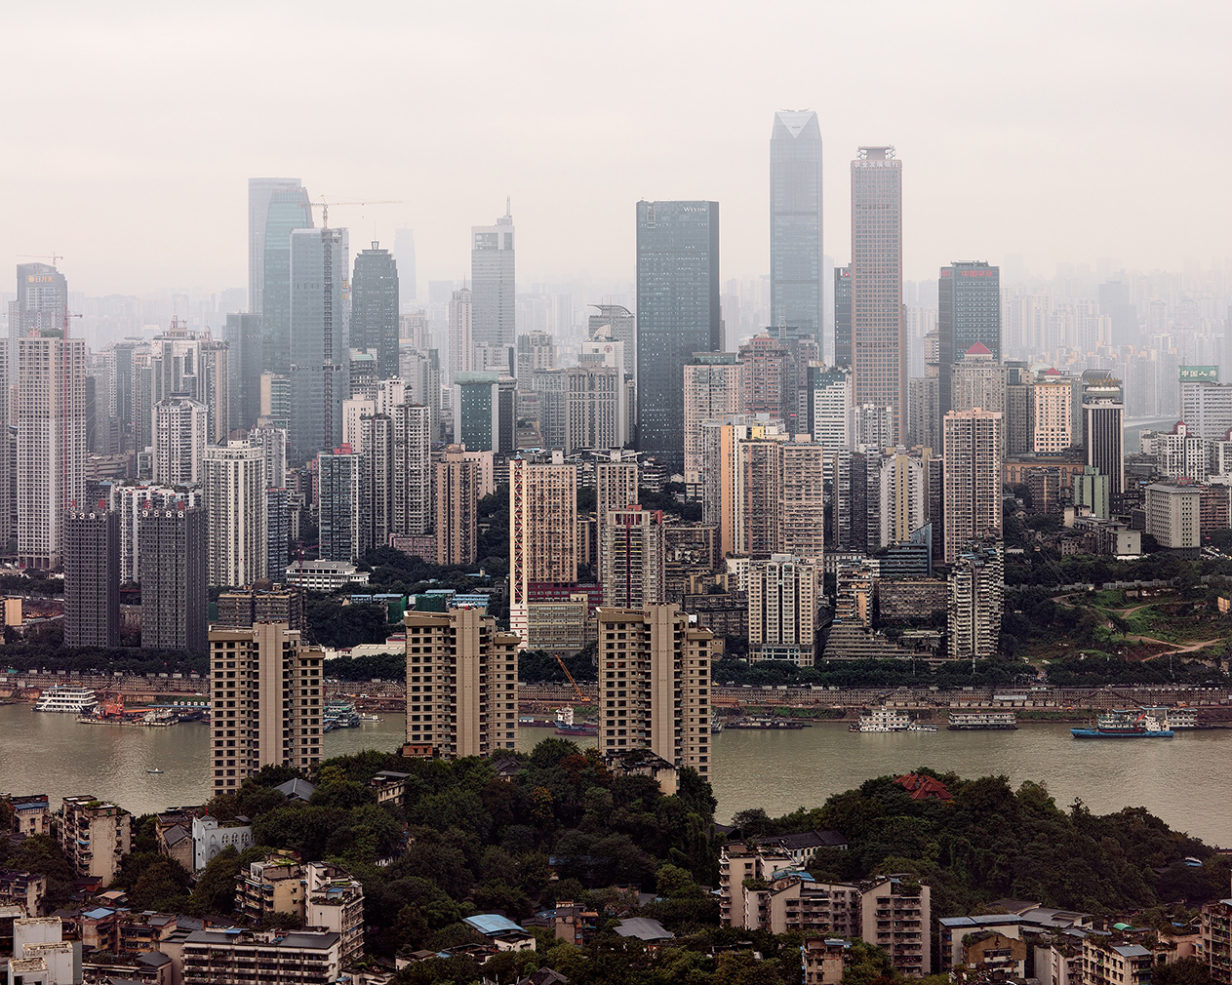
[0,705,1225,845]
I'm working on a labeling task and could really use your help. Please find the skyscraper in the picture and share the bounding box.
[209,623,323,796]
[205,441,267,587]
[393,228,417,305]
[447,288,473,384]
[224,312,263,433]
[471,205,515,349]
[351,242,400,379]
[392,403,432,536]
[289,227,348,461]
[10,263,68,390]
[599,506,666,609]
[833,265,852,369]
[683,353,745,489]
[139,506,207,654]
[63,507,120,648]
[938,262,1001,422]
[942,409,1003,564]
[318,446,368,562]
[596,604,713,781]
[402,608,518,759]
[636,200,721,470]
[1082,376,1125,498]
[947,543,1003,661]
[850,147,905,442]
[17,334,86,569]
[806,365,851,454]
[596,459,640,525]
[770,110,823,346]
[249,178,313,374]
[748,555,819,666]
[509,455,578,646]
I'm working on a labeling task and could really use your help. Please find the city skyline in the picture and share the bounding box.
[2,3,1229,296]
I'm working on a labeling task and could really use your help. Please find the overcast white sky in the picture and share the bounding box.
[3,0,1229,296]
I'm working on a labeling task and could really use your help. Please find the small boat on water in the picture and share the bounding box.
[358,713,381,723]
[948,709,1018,731]
[553,706,598,736]
[852,706,936,733]
[33,685,98,714]
[146,768,164,775]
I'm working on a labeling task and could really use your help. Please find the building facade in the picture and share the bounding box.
[289,227,348,461]
[350,241,400,378]
[63,507,120,648]
[748,555,818,665]
[205,441,267,587]
[509,456,578,646]
[938,262,1001,422]
[471,206,516,349]
[599,506,666,609]
[770,110,823,346]
[139,506,208,654]
[943,409,1003,564]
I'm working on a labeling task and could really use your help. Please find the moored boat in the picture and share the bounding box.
[948,709,1018,730]
[1071,709,1173,739]
[33,685,98,714]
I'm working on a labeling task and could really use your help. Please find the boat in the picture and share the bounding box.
[711,709,724,734]
[853,706,935,733]
[33,685,98,714]
[1071,709,1174,739]
[553,706,598,736]
[358,713,382,723]
[725,717,807,730]
[323,700,360,730]
[948,709,1018,730]
[146,768,163,775]
[1144,706,1198,730]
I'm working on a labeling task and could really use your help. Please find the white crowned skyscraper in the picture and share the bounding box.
[770,111,823,347]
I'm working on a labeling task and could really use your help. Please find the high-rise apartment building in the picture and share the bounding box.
[63,507,120,648]
[209,623,323,796]
[806,365,851,454]
[250,426,288,489]
[748,554,818,665]
[17,334,86,569]
[200,339,230,444]
[153,395,208,487]
[434,445,479,566]
[938,262,1001,422]
[600,506,666,609]
[1030,372,1074,454]
[1004,361,1033,457]
[509,455,578,646]
[402,608,518,758]
[636,201,721,470]
[947,543,1003,661]
[248,178,313,374]
[533,365,626,453]
[739,333,791,424]
[318,446,367,562]
[139,506,207,654]
[683,353,745,489]
[588,304,636,380]
[10,263,68,393]
[597,604,713,780]
[266,487,291,581]
[596,459,640,524]
[471,205,515,349]
[392,403,432,536]
[360,413,394,548]
[950,344,1007,422]
[850,147,905,442]
[1179,378,1232,441]
[289,227,348,461]
[205,441,267,587]
[447,288,473,384]
[516,330,556,382]
[1082,376,1125,497]
[943,410,1003,564]
[872,449,927,550]
[770,110,823,346]
[833,265,852,370]
[453,372,515,454]
[350,242,400,379]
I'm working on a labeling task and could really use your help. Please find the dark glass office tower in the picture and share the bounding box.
[770,110,823,345]
[351,242,400,379]
[938,261,1001,419]
[635,201,720,471]
[63,507,120,648]
[834,265,852,369]
[249,178,313,375]
[224,312,263,432]
[289,227,348,462]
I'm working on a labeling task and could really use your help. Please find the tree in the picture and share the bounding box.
[1155,958,1214,985]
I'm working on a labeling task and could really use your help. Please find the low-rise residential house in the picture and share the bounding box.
[236,854,304,923]
[1082,939,1153,985]
[553,901,598,947]
[802,937,851,985]
[0,870,48,916]
[462,913,537,953]
[191,815,253,871]
[369,771,410,808]
[760,830,848,865]
[8,796,51,837]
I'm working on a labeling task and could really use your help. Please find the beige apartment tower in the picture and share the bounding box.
[683,353,744,489]
[595,459,639,523]
[943,409,1004,564]
[209,623,323,796]
[599,506,666,608]
[1031,373,1073,454]
[434,445,480,566]
[597,604,713,780]
[509,455,578,646]
[403,608,519,758]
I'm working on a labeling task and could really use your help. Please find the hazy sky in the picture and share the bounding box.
[3,0,1229,296]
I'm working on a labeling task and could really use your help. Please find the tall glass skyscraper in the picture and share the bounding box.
[834,265,852,370]
[770,110,823,346]
[471,204,515,349]
[9,262,68,389]
[248,178,313,374]
[851,147,905,442]
[289,227,348,462]
[938,261,1001,420]
[351,242,400,379]
[635,200,721,470]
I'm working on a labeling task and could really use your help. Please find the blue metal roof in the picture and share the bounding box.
[463,914,523,936]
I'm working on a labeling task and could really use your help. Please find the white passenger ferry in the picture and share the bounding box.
[33,685,99,714]
[948,709,1019,730]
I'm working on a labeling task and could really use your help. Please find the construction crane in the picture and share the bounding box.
[554,653,590,704]
[16,253,64,266]
[310,196,402,229]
